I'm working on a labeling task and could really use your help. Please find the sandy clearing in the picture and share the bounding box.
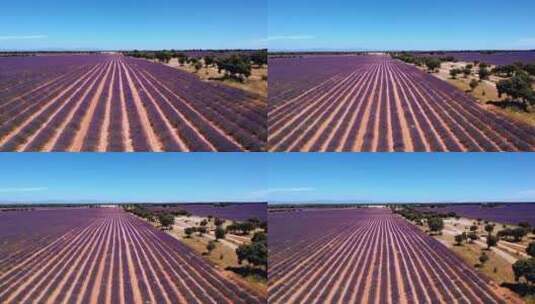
[141,69,245,151]
[119,61,162,152]
[386,65,414,151]
[0,64,103,149]
[126,63,188,151]
[70,60,114,151]
[98,60,117,152]
[135,69,216,151]
[300,67,373,151]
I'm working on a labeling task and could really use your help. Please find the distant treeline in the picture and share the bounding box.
[123,49,267,82]
[268,203,370,209]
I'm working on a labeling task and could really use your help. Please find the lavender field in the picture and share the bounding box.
[413,51,535,66]
[147,203,267,222]
[416,203,535,226]
[268,54,535,152]
[0,54,266,152]
[0,207,263,304]
[269,207,508,304]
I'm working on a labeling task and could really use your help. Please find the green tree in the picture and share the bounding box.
[450,68,460,79]
[425,58,441,72]
[158,213,175,229]
[479,253,489,265]
[469,79,479,92]
[215,226,226,240]
[486,235,498,250]
[463,65,472,77]
[468,231,478,243]
[496,72,535,107]
[216,55,252,81]
[512,258,535,284]
[526,242,535,257]
[479,67,490,80]
[454,234,464,245]
[206,241,216,255]
[184,227,195,238]
[203,56,215,67]
[428,217,444,234]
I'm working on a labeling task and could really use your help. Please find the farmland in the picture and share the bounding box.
[146,203,267,221]
[268,55,535,151]
[0,54,266,151]
[411,51,535,66]
[269,207,514,304]
[415,203,535,227]
[0,207,264,304]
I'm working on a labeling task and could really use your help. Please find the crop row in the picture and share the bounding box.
[268,208,507,304]
[268,56,535,151]
[0,207,262,304]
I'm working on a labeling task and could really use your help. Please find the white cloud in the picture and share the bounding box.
[0,35,48,40]
[0,187,48,193]
[250,187,315,197]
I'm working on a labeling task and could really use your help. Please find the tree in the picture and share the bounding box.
[194,61,203,72]
[496,72,535,107]
[252,231,266,243]
[484,224,494,236]
[511,227,527,242]
[486,235,498,250]
[197,226,207,236]
[206,241,216,255]
[470,225,478,232]
[526,242,535,257]
[178,56,188,66]
[250,50,267,66]
[479,253,489,265]
[214,217,225,226]
[463,65,472,77]
[468,231,478,243]
[215,55,252,81]
[200,219,208,227]
[215,226,226,240]
[236,236,267,270]
[512,258,535,284]
[428,217,444,234]
[158,213,175,229]
[425,58,441,72]
[184,227,195,238]
[203,56,215,67]
[454,234,465,245]
[479,67,490,80]
[450,68,460,79]
[469,79,479,92]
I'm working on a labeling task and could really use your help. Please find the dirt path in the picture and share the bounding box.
[70,61,114,151]
[119,61,162,152]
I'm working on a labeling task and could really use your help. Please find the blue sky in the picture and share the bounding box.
[266,153,535,203]
[0,0,266,50]
[0,153,267,203]
[268,0,535,51]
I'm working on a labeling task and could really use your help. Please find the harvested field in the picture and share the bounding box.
[0,207,263,304]
[268,207,509,304]
[268,55,535,151]
[0,54,266,151]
